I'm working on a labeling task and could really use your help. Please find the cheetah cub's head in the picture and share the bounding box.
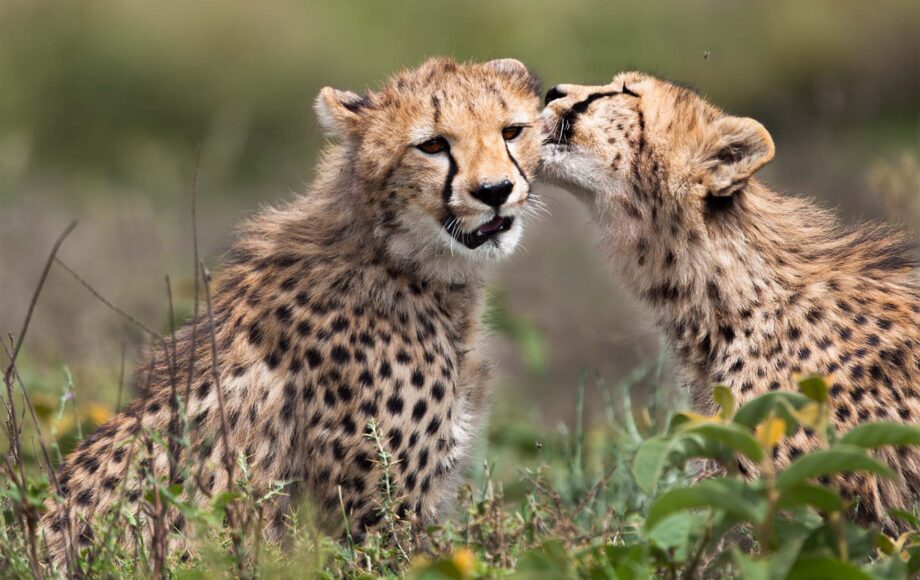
[316,57,541,268]
[540,72,774,225]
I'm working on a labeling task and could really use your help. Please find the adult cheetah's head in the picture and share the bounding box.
[540,72,775,223]
[316,57,542,265]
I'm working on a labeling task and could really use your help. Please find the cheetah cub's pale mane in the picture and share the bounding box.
[540,72,920,530]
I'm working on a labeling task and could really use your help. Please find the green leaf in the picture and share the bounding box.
[866,552,909,580]
[767,522,812,580]
[734,392,811,430]
[632,436,679,494]
[647,512,694,550]
[514,540,571,576]
[839,422,920,448]
[600,545,653,580]
[776,446,896,492]
[840,519,884,562]
[682,423,764,462]
[787,556,872,580]
[776,483,845,513]
[673,432,736,462]
[713,385,735,420]
[645,479,764,532]
[175,571,210,580]
[797,375,829,402]
[907,545,920,575]
[210,491,241,516]
[732,548,770,580]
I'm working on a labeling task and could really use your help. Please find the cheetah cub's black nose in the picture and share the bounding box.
[471,180,514,208]
[545,86,566,106]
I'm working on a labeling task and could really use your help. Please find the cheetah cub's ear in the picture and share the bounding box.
[483,58,529,76]
[483,58,542,96]
[705,116,775,197]
[315,87,368,139]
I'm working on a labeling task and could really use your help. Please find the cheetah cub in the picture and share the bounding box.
[540,72,919,527]
[43,57,541,564]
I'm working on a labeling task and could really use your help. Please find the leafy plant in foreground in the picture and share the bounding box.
[623,376,920,579]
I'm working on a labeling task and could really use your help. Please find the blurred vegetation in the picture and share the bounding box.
[1,0,918,487]
[3,373,919,577]
[2,0,918,199]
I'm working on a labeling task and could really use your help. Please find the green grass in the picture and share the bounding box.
[3,371,918,578]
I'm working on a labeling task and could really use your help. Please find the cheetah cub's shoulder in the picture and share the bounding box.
[541,72,920,529]
[43,57,541,565]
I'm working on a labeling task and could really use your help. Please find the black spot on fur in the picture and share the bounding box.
[389,429,403,450]
[76,488,94,506]
[411,399,428,421]
[386,394,404,415]
[196,381,212,400]
[426,415,442,435]
[330,345,350,364]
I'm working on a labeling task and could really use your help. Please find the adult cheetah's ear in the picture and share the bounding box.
[706,116,775,196]
[484,58,542,97]
[315,87,368,139]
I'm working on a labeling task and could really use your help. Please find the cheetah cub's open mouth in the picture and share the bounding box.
[444,215,515,250]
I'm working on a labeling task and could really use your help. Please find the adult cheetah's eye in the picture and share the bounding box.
[501,125,524,141]
[416,137,448,155]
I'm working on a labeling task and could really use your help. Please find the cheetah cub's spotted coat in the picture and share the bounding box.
[43,57,541,563]
[541,72,920,527]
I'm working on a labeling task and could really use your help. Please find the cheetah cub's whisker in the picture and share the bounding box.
[42,57,541,563]
[540,72,920,530]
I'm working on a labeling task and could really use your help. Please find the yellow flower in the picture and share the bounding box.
[452,548,475,576]
[86,403,113,426]
[679,411,722,426]
[755,416,786,450]
[789,402,822,431]
[409,554,431,571]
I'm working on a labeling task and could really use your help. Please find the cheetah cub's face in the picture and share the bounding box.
[316,58,542,264]
[540,72,774,222]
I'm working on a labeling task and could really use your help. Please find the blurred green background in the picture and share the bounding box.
[2,0,918,431]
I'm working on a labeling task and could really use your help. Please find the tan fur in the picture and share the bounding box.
[541,72,920,529]
[42,57,541,565]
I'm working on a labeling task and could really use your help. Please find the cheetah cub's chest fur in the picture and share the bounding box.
[42,57,541,564]
[541,72,920,529]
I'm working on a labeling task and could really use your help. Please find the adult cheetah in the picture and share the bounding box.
[42,57,542,565]
[540,72,920,528]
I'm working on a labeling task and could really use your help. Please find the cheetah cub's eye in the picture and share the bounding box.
[501,125,524,141]
[417,137,448,155]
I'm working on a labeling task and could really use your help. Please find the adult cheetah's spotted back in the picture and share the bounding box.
[42,57,541,564]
